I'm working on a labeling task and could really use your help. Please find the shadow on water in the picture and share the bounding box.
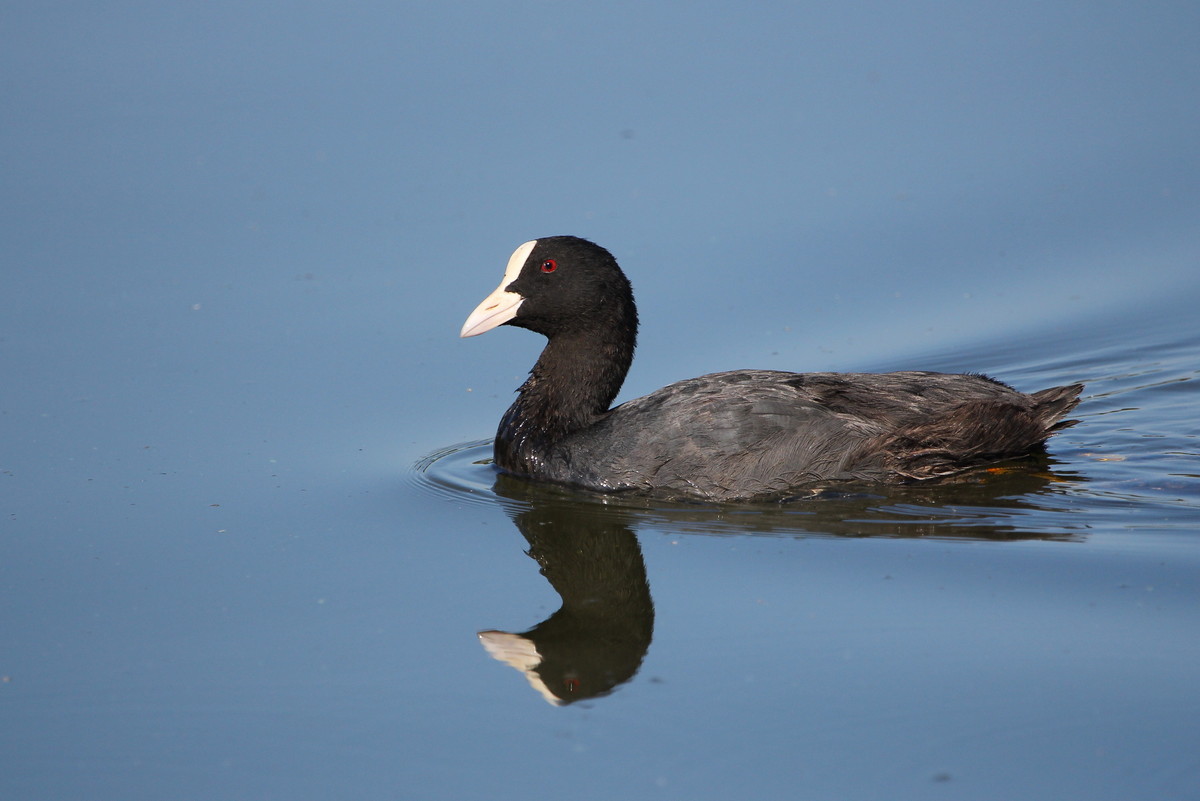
[414,443,1089,705]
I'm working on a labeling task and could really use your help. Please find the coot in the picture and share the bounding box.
[461,236,1083,501]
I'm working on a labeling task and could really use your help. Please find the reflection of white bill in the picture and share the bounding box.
[478,630,563,706]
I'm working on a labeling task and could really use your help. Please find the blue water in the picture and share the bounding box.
[3,3,1200,800]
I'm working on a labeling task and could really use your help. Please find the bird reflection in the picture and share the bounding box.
[479,475,654,705]
[475,454,1083,705]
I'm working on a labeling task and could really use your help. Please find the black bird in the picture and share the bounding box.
[461,236,1083,501]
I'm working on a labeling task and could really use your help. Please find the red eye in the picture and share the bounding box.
[540,259,557,273]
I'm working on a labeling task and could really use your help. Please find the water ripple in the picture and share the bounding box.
[410,440,1093,541]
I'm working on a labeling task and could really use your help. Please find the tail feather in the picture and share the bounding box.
[1031,383,1084,433]
[883,381,1085,480]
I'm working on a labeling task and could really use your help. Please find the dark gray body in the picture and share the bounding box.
[506,369,1082,501]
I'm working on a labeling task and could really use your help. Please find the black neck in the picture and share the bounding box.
[495,326,636,474]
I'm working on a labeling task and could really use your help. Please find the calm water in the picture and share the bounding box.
[4,3,1200,800]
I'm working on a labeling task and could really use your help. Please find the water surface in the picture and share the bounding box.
[3,3,1199,800]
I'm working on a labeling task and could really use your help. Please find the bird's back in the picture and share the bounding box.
[536,370,1082,500]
